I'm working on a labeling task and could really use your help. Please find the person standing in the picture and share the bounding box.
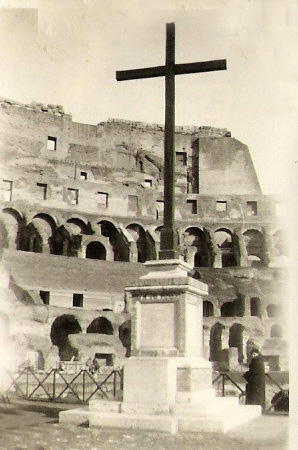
[243,348,265,411]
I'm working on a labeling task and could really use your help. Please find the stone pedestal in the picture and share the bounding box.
[60,259,261,433]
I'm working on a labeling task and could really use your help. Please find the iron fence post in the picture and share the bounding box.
[26,367,29,397]
[222,373,225,396]
[53,369,56,401]
[83,370,86,403]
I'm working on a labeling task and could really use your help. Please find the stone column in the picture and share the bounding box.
[208,230,221,268]
[234,228,248,267]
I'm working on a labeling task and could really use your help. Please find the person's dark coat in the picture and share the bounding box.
[243,353,265,409]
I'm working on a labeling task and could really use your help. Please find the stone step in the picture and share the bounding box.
[59,407,89,426]
[60,401,261,434]
[178,405,261,433]
[89,411,178,433]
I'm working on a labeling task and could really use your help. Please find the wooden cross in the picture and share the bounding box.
[116,23,227,260]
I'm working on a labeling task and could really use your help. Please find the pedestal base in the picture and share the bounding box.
[60,355,261,434]
[59,397,261,434]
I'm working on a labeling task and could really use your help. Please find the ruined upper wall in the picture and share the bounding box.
[0,96,261,196]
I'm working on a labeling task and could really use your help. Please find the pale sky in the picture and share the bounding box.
[0,0,297,194]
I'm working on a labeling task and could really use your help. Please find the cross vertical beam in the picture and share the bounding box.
[116,23,227,261]
[160,23,179,259]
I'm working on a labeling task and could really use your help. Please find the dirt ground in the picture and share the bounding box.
[0,398,289,450]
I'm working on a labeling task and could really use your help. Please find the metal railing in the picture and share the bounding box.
[6,366,123,404]
[212,371,289,414]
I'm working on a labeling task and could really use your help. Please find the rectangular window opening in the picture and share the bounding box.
[247,201,257,216]
[216,201,227,212]
[176,151,187,166]
[37,183,48,200]
[187,199,197,214]
[40,290,50,305]
[73,293,83,307]
[97,192,108,208]
[68,188,79,205]
[47,136,57,151]
[80,171,88,180]
[2,179,13,202]
[144,179,153,188]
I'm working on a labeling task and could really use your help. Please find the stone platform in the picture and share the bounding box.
[59,395,261,434]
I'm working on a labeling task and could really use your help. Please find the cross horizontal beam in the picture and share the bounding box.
[116,59,227,81]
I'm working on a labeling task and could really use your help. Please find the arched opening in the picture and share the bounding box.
[271,324,282,338]
[209,323,224,362]
[119,320,131,357]
[24,224,43,253]
[229,323,245,362]
[126,224,147,263]
[221,302,236,317]
[220,298,243,317]
[267,304,281,318]
[214,229,237,267]
[250,297,262,318]
[50,315,81,361]
[87,317,114,335]
[98,220,121,261]
[86,241,106,260]
[2,208,24,250]
[203,301,214,317]
[54,225,81,257]
[243,230,265,266]
[184,227,209,267]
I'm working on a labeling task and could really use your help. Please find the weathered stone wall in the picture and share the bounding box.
[0,97,288,371]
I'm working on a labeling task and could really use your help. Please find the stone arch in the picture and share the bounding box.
[119,320,131,357]
[271,324,282,338]
[203,301,214,317]
[126,223,148,262]
[1,208,24,250]
[243,229,265,266]
[221,301,236,317]
[183,227,209,267]
[220,298,243,317]
[54,224,81,257]
[267,303,281,318]
[30,214,56,253]
[250,297,262,318]
[87,317,114,335]
[67,217,91,235]
[155,226,163,234]
[229,323,245,362]
[86,241,107,260]
[25,222,43,253]
[209,322,225,361]
[214,228,237,267]
[50,314,82,361]
[97,220,121,261]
